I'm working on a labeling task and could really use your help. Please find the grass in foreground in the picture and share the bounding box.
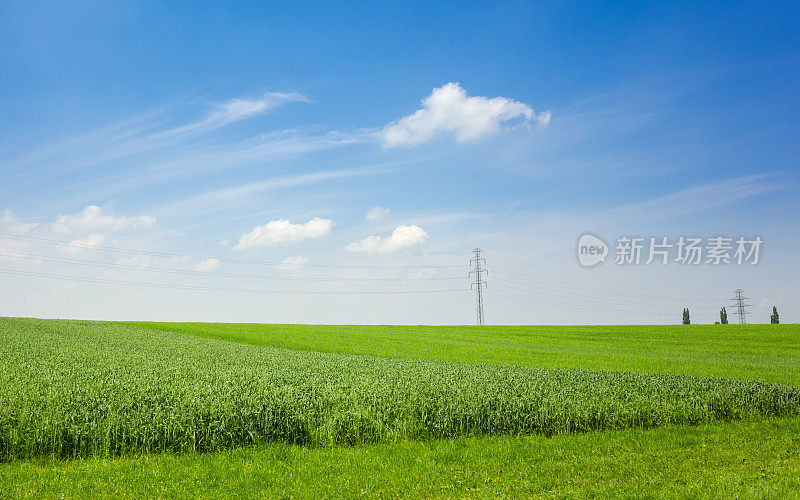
[4,318,798,460]
[2,417,799,498]
[128,321,800,386]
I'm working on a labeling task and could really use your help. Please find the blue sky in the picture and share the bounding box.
[1,1,799,324]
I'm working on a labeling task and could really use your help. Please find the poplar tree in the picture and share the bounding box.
[771,306,780,324]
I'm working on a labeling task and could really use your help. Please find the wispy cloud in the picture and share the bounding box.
[0,90,392,223]
[210,92,309,125]
[2,91,366,210]
[365,206,391,222]
[193,258,221,271]
[276,256,309,271]
[155,166,391,220]
[6,91,310,178]
[605,174,780,221]
[46,128,376,206]
[156,92,310,140]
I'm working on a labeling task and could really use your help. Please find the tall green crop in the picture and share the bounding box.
[1,318,799,461]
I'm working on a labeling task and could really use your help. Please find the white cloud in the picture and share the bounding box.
[5,91,316,195]
[365,206,391,222]
[170,254,192,264]
[346,225,428,253]
[2,209,38,234]
[160,167,387,218]
[3,206,156,256]
[276,256,309,271]
[382,82,549,147]
[408,268,437,280]
[208,92,309,126]
[537,110,552,127]
[115,255,152,268]
[64,233,107,251]
[604,174,779,221]
[236,217,333,249]
[53,205,156,233]
[193,258,221,271]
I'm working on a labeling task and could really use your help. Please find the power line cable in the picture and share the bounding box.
[0,232,464,270]
[488,282,721,313]
[491,255,728,300]
[490,267,728,302]
[0,267,470,295]
[486,289,670,317]
[4,214,358,253]
[0,249,466,282]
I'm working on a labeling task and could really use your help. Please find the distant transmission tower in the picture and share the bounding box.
[469,248,487,325]
[731,288,751,325]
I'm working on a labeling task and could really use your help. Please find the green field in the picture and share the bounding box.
[128,321,800,385]
[2,318,800,497]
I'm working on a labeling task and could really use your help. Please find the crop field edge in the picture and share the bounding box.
[1,416,799,498]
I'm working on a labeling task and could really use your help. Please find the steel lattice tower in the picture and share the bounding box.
[732,288,751,325]
[469,248,487,326]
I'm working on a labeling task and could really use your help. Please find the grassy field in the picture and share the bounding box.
[127,322,800,385]
[3,418,799,498]
[2,318,800,497]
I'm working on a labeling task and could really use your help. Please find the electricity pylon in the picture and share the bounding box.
[731,288,751,325]
[469,248,487,325]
